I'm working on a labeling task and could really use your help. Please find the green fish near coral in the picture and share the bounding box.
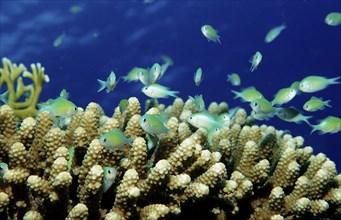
[142,83,179,99]
[201,25,221,44]
[227,73,241,86]
[250,51,262,72]
[251,110,272,121]
[103,166,118,193]
[119,99,128,113]
[271,87,297,106]
[194,67,203,86]
[67,146,75,172]
[189,94,205,112]
[148,63,162,85]
[250,98,275,115]
[0,162,8,180]
[303,97,331,112]
[275,107,312,125]
[231,86,263,103]
[325,12,341,26]
[299,75,340,93]
[310,116,341,134]
[265,23,286,43]
[139,114,169,138]
[99,129,132,151]
[97,71,119,93]
[188,111,222,129]
[39,97,77,118]
[217,113,231,127]
[123,67,148,82]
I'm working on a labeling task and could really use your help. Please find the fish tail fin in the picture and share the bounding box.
[217,37,222,44]
[310,125,317,135]
[97,79,106,92]
[231,90,240,99]
[329,76,341,85]
[303,115,313,126]
[169,90,179,98]
[325,99,332,107]
[0,91,9,104]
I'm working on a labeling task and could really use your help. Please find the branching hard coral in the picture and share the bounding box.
[0,58,49,120]
[0,96,340,220]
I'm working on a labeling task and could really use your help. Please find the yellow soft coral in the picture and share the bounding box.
[0,57,49,120]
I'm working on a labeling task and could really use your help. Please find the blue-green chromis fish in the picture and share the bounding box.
[189,94,205,112]
[97,71,119,93]
[325,12,341,26]
[227,73,241,86]
[99,129,132,151]
[160,55,174,78]
[265,23,286,43]
[103,166,117,193]
[216,113,231,127]
[271,87,297,106]
[201,25,221,44]
[194,67,203,86]
[142,83,179,99]
[250,98,275,115]
[123,67,148,82]
[148,63,162,84]
[310,116,340,134]
[188,111,222,129]
[250,51,262,72]
[0,162,9,180]
[303,97,331,112]
[251,110,272,121]
[139,114,169,138]
[275,107,312,125]
[231,86,263,103]
[119,99,128,113]
[299,75,340,93]
[38,97,77,118]
[0,91,9,104]
[53,32,65,47]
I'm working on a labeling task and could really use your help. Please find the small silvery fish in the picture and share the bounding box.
[148,63,162,84]
[194,67,203,86]
[250,98,275,115]
[98,71,119,93]
[250,51,262,72]
[103,166,117,193]
[303,97,331,112]
[310,116,341,135]
[139,114,169,138]
[142,83,179,99]
[265,23,286,43]
[227,73,241,86]
[271,87,297,106]
[99,129,132,151]
[38,97,77,118]
[299,75,340,93]
[123,67,148,82]
[53,32,65,47]
[325,12,341,26]
[275,107,312,125]
[188,111,222,129]
[231,86,263,103]
[189,94,205,112]
[201,25,221,44]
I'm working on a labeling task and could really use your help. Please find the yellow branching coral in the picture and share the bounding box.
[0,95,340,220]
[0,58,49,120]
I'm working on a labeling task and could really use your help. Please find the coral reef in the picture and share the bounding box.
[0,96,340,220]
[0,58,49,120]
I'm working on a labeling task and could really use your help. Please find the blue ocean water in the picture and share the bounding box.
[1,0,340,170]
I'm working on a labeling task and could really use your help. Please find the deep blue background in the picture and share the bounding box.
[1,0,340,170]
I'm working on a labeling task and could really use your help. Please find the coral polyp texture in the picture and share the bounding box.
[0,97,340,220]
[0,58,49,120]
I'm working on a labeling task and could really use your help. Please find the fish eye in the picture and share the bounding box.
[253,102,258,106]
[143,118,147,122]
[74,107,77,111]
[108,170,111,174]
[103,138,107,142]
[144,87,148,90]
[189,116,193,120]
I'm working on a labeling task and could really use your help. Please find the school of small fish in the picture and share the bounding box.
[37,7,341,162]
